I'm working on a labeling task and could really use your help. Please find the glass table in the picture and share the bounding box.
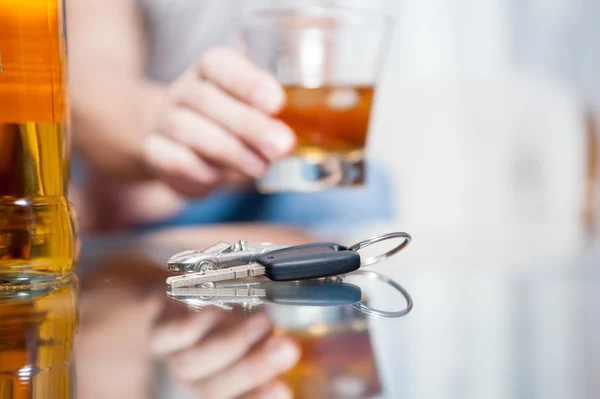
[1,224,599,399]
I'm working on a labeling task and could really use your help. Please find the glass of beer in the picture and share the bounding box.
[0,0,77,286]
[240,6,392,192]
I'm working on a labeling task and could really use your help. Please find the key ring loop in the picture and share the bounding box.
[349,270,413,318]
[347,232,411,267]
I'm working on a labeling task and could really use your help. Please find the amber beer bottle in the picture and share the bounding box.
[0,0,77,285]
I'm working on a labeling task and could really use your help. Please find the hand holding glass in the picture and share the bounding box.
[241,7,392,192]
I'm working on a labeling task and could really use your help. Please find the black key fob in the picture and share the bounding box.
[264,280,362,306]
[257,243,361,281]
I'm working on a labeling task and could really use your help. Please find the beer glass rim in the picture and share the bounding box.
[241,5,393,32]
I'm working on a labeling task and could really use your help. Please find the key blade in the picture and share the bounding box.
[166,265,266,288]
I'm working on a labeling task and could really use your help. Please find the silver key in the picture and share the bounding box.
[166,264,267,288]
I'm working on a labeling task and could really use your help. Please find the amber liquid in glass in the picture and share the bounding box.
[279,85,375,158]
[0,0,76,281]
[0,277,78,399]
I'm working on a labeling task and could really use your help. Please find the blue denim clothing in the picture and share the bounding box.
[72,152,394,235]
[138,163,394,235]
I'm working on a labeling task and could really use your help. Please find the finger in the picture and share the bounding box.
[239,380,293,399]
[193,335,301,399]
[150,309,225,357]
[142,134,220,197]
[170,313,272,383]
[197,47,285,114]
[159,106,267,178]
[176,79,295,161]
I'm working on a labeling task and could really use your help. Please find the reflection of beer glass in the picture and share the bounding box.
[267,305,382,399]
[0,0,77,285]
[241,7,392,192]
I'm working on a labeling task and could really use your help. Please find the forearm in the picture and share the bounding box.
[66,0,161,180]
[70,71,166,180]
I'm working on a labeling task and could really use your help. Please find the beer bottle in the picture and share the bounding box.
[0,0,77,286]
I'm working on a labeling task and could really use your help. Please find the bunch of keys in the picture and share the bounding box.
[166,232,411,288]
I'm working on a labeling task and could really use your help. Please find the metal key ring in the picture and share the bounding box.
[347,232,411,267]
[349,270,413,318]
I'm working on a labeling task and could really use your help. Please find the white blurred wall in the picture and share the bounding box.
[361,0,597,239]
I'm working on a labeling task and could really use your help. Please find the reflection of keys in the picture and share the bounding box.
[167,279,362,311]
[166,243,361,288]
[168,285,267,298]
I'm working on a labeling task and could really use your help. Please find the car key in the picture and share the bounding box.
[166,243,360,288]
[166,232,411,288]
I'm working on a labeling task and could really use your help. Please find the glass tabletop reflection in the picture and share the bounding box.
[1,226,599,399]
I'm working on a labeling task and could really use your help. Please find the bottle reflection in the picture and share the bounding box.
[0,276,78,399]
